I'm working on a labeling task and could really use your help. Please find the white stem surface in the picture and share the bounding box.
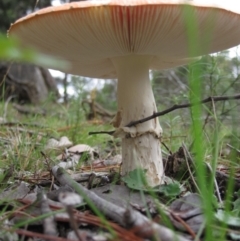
[111,55,164,186]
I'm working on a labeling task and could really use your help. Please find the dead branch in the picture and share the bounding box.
[14,229,74,241]
[0,121,46,128]
[88,130,115,136]
[38,192,58,237]
[126,94,240,127]
[89,94,240,136]
[52,167,190,241]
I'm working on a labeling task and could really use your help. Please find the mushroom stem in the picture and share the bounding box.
[111,55,164,186]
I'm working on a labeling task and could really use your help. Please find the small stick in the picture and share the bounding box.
[204,162,223,205]
[170,212,199,241]
[89,93,240,135]
[227,144,240,154]
[126,94,240,127]
[88,130,115,136]
[52,167,190,241]
[182,143,201,194]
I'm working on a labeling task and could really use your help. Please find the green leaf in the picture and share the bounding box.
[232,198,240,217]
[236,190,240,198]
[122,169,181,196]
[215,210,240,240]
[229,232,240,241]
[122,168,149,190]
[215,210,240,227]
[158,183,181,197]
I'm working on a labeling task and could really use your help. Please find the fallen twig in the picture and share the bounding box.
[227,144,240,154]
[89,94,240,136]
[52,166,190,241]
[0,121,46,128]
[170,212,199,241]
[182,144,222,204]
[182,143,201,194]
[20,197,144,241]
[38,191,58,237]
[204,162,223,205]
[88,130,115,136]
[14,229,75,241]
[126,94,240,127]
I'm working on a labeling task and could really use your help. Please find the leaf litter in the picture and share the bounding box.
[0,125,240,241]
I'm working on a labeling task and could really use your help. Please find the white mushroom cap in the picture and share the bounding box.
[9,0,240,79]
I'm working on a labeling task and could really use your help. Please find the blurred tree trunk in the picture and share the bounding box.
[0,1,59,104]
[0,62,59,104]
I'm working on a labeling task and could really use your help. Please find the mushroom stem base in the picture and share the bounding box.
[121,133,163,187]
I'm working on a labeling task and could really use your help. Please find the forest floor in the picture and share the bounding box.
[0,100,240,241]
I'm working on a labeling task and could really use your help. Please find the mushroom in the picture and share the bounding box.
[9,0,240,186]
